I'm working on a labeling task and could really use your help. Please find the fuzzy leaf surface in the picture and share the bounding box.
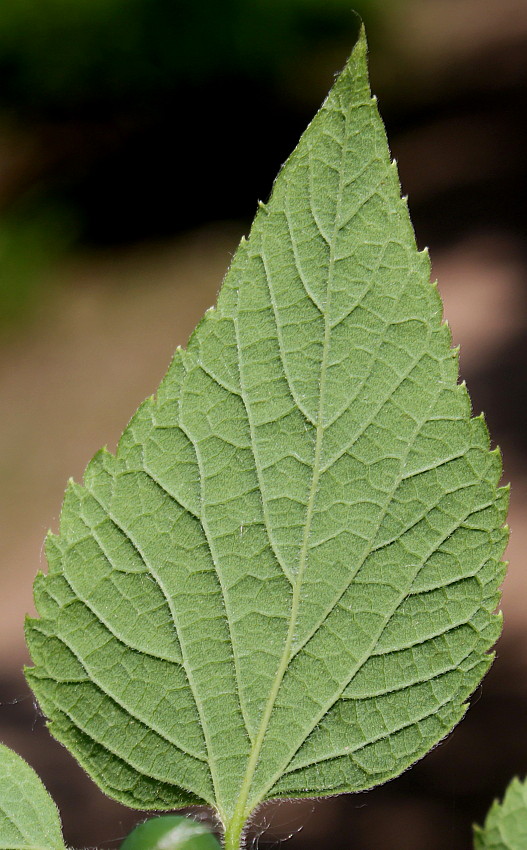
[26,29,507,835]
[0,744,65,850]
[474,779,527,850]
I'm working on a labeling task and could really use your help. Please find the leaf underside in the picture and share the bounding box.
[0,744,65,850]
[26,29,507,832]
[474,778,527,850]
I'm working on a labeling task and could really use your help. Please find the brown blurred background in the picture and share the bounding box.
[1,0,526,847]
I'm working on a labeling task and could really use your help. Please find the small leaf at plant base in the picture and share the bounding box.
[120,816,220,850]
[474,778,527,850]
[0,743,65,850]
[25,25,508,849]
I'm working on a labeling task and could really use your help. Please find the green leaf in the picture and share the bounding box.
[0,743,65,850]
[25,27,507,849]
[474,779,527,850]
[120,815,221,850]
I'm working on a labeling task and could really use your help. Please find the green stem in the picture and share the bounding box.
[223,811,247,850]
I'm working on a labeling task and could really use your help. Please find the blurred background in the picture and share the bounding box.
[0,0,526,847]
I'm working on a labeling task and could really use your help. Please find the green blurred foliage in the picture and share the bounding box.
[0,200,78,326]
[120,816,221,850]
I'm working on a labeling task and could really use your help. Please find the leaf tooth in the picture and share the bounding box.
[473,412,502,457]
[438,314,452,339]
[43,530,63,575]
[454,379,472,415]
[83,445,115,489]
[57,479,83,541]
[117,396,156,460]
[487,447,505,486]
[156,347,185,403]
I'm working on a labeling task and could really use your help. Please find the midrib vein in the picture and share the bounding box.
[225,113,347,836]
